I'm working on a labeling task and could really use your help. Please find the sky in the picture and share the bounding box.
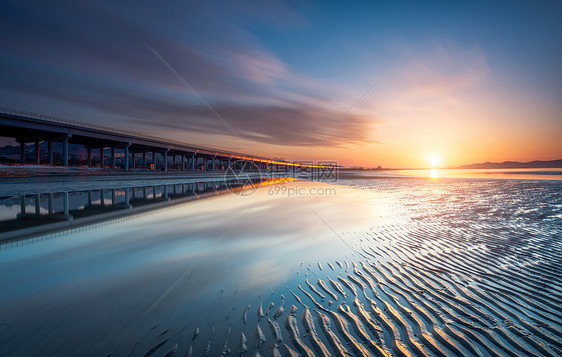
[1,0,561,168]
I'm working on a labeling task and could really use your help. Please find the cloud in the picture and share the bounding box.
[407,44,490,97]
[128,100,378,147]
[231,50,288,84]
[0,0,379,148]
[363,43,492,121]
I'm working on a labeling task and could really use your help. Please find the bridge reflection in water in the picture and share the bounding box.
[0,177,287,244]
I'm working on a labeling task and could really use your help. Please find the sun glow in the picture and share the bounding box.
[428,156,440,168]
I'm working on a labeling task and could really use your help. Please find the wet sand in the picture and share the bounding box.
[1,178,561,356]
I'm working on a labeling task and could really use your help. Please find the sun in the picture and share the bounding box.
[428,156,440,168]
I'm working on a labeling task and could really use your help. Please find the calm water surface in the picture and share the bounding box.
[352,168,562,180]
[1,175,561,356]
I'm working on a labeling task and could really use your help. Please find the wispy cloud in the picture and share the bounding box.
[405,44,490,98]
[0,0,378,149]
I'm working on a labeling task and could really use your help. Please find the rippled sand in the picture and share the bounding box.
[1,178,561,356]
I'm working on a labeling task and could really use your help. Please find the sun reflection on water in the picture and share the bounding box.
[430,168,439,178]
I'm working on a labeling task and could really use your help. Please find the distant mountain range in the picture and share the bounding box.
[456,159,562,169]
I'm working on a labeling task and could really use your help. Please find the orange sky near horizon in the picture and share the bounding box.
[156,44,562,169]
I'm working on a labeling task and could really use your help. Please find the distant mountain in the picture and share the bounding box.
[456,159,562,169]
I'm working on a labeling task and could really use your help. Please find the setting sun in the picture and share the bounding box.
[429,156,440,168]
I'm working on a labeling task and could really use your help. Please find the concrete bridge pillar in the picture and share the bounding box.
[20,195,26,214]
[48,141,53,165]
[124,146,130,171]
[99,147,104,167]
[212,156,216,171]
[191,154,196,171]
[48,193,54,215]
[143,152,147,169]
[35,141,40,165]
[111,147,116,168]
[35,194,41,215]
[19,142,25,164]
[63,192,69,218]
[163,151,168,171]
[63,138,69,166]
[182,155,186,171]
[87,147,92,167]
[125,187,130,205]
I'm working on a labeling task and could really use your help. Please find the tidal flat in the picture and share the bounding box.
[1,175,561,356]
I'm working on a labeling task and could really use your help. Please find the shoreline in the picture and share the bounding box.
[0,171,281,197]
[0,164,272,180]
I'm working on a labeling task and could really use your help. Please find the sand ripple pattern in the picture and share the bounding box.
[136,179,562,356]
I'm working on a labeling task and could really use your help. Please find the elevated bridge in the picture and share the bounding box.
[0,108,297,172]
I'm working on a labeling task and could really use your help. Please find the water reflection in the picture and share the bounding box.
[1,178,560,356]
[0,178,286,243]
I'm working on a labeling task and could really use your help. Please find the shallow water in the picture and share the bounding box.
[1,177,561,356]
[348,167,562,180]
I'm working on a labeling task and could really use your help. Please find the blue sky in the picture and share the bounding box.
[1,0,561,167]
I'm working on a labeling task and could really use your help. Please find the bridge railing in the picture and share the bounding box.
[0,107,146,138]
[0,107,278,161]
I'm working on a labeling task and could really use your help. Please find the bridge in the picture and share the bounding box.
[0,108,304,172]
